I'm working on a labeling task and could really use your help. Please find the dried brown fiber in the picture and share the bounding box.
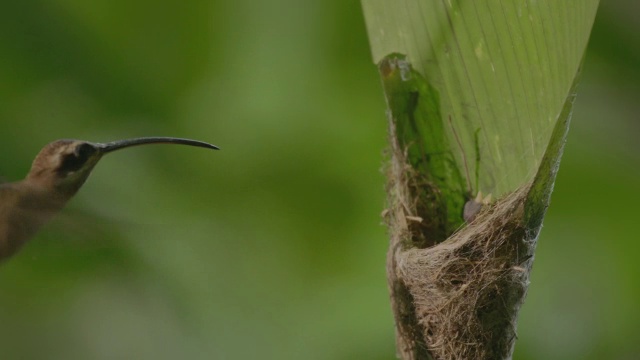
[385,119,538,360]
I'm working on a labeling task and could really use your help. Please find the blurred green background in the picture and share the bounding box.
[0,1,637,359]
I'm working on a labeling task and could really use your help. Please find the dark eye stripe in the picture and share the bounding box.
[75,143,97,159]
[57,143,97,174]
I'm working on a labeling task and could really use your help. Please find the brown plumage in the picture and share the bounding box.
[0,137,218,262]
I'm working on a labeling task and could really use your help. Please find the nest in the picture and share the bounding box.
[386,121,540,360]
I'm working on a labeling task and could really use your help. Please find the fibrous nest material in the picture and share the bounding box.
[385,121,540,360]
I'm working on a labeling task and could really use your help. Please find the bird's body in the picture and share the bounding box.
[0,181,65,259]
[0,137,218,263]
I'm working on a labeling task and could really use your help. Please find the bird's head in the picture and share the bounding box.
[26,137,218,198]
[27,140,102,197]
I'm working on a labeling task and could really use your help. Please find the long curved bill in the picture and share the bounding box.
[98,137,219,153]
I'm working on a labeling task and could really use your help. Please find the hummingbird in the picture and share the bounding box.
[0,137,219,263]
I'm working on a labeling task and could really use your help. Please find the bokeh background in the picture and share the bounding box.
[0,1,637,359]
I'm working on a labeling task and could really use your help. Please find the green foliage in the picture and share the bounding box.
[363,0,599,198]
[380,53,467,241]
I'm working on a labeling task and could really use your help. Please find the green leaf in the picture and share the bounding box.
[364,0,599,204]
[380,54,467,240]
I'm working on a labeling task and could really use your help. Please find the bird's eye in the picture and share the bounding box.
[58,143,97,174]
[75,143,97,160]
